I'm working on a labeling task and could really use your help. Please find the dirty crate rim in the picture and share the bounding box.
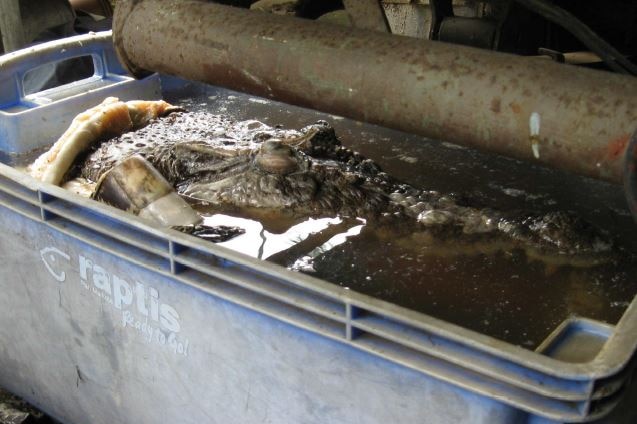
[1,31,637,422]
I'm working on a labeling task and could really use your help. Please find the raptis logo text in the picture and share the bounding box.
[79,256,180,333]
[40,246,188,355]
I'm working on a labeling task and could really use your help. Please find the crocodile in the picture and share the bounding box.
[30,99,614,266]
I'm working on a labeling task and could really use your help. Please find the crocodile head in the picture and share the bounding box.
[67,109,615,266]
[173,135,392,219]
[77,113,392,219]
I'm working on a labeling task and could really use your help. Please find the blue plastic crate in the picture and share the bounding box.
[0,32,636,424]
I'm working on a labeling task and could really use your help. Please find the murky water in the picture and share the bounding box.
[161,80,637,350]
[194,205,636,349]
[9,78,636,350]
[307,232,635,349]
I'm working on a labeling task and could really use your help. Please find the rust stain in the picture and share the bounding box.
[490,98,501,113]
[116,0,637,184]
[607,134,630,159]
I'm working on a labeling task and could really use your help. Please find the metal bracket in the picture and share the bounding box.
[429,0,454,40]
[342,0,390,33]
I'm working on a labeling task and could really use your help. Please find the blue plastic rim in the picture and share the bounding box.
[0,31,161,154]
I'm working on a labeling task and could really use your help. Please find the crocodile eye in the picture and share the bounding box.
[255,140,299,175]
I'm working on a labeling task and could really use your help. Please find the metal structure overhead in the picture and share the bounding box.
[113,0,637,187]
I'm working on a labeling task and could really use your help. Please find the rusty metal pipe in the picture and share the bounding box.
[113,0,637,184]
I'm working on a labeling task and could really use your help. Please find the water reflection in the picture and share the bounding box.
[199,207,637,349]
[173,83,637,350]
[203,213,364,261]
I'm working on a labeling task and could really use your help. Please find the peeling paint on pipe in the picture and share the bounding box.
[113,0,637,184]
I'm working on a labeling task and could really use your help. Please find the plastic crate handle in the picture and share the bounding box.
[0,31,161,155]
[0,31,125,110]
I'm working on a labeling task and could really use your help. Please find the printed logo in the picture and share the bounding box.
[39,246,189,356]
[40,247,71,282]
